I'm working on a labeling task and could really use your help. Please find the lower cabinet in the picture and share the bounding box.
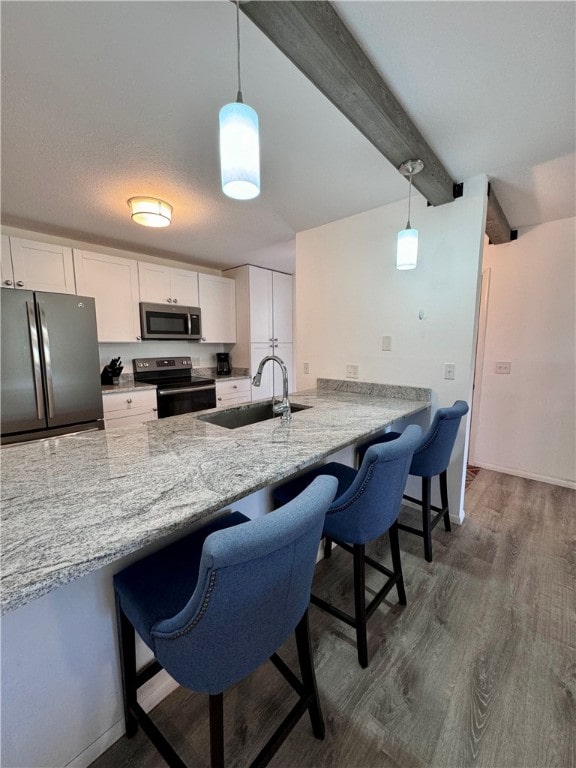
[102,389,158,430]
[215,378,251,408]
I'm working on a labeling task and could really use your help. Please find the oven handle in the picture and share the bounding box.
[157,385,216,396]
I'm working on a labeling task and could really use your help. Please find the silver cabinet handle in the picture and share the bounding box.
[173,298,178,304]
[152,407,158,412]
[167,298,172,303]
[38,303,55,418]
[202,336,206,342]
[26,301,45,421]
[274,338,279,342]
[136,335,141,341]
[217,397,222,401]
[233,385,237,389]
[16,280,25,287]
[126,398,132,404]
[4,279,13,286]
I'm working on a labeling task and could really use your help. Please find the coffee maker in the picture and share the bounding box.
[216,352,232,376]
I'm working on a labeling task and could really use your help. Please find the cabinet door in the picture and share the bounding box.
[171,269,199,306]
[198,274,236,343]
[74,250,141,342]
[1,235,13,287]
[9,238,75,294]
[272,272,293,343]
[250,342,274,401]
[273,342,294,397]
[138,262,173,304]
[248,266,273,342]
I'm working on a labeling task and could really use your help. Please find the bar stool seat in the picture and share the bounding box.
[272,425,422,668]
[356,400,469,562]
[114,474,338,768]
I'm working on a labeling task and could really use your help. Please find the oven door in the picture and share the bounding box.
[156,385,216,418]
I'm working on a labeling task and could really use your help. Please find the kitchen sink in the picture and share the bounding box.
[197,402,311,430]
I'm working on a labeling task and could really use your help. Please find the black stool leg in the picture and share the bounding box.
[295,610,325,739]
[422,477,433,562]
[115,594,139,738]
[440,470,451,531]
[389,523,407,605]
[323,536,332,559]
[353,544,369,668]
[209,693,224,768]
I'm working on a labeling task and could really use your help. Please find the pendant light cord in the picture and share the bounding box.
[235,0,243,103]
[406,171,413,229]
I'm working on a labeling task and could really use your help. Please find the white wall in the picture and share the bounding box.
[295,175,488,519]
[470,217,575,488]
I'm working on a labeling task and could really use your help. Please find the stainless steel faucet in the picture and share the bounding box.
[252,355,292,422]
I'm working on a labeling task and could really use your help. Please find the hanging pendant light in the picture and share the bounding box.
[396,160,424,270]
[219,0,260,200]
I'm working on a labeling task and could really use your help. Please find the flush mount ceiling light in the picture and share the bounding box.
[396,159,424,270]
[128,197,172,228]
[219,0,260,200]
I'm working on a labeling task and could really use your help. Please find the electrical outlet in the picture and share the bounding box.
[191,357,200,367]
[303,361,310,374]
[346,364,359,379]
[444,363,456,380]
[381,336,392,351]
[495,361,512,374]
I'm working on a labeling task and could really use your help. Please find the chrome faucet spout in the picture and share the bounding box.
[252,355,292,422]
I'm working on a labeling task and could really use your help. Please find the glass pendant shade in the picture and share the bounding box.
[219,101,260,200]
[396,227,418,270]
[128,197,172,227]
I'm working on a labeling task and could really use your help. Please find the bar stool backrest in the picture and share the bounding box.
[325,424,422,545]
[410,400,469,478]
[149,475,338,694]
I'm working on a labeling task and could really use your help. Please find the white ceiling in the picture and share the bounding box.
[1,1,574,274]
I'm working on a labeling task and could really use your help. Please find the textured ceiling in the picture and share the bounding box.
[1,1,574,273]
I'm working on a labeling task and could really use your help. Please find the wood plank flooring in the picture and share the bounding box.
[90,470,576,768]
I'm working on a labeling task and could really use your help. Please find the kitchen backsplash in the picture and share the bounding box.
[98,341,235,375]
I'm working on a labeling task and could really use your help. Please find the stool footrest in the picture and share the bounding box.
[135,659,163,688]
[270,652,305,698]
[130,701,188,768]
[250,696,312,768]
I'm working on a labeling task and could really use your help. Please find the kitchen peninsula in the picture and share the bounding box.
[1,381,430,768]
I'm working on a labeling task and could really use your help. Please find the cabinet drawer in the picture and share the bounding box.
[215,379,251,397]
[216,392,251,408]
[102,389,157,415]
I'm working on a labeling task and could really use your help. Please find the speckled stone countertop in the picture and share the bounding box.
[1,387,429,615]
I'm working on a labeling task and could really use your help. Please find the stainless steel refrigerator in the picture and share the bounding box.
[1,288,104,444]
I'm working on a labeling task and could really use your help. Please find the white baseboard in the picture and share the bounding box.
[473,462,575,490]
[65,670,180,768]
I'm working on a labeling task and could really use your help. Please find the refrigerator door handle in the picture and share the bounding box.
[38,303,56,419]
[26,301,45,421]
[26,301,46,421]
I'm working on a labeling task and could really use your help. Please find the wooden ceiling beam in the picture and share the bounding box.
[241,0,458,206]
[486,183,517,244]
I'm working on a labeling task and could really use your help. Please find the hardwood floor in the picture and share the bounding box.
[91,470,576,768]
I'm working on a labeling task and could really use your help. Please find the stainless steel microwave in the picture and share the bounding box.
[139,302,202,341]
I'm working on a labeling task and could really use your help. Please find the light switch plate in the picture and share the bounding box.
[381,336,392,351]
[303,362,310,374]
[444,363,456,380]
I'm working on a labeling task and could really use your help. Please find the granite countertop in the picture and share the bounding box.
[1,384,430,615]
[214,374,252,383]
[101,382,157,395]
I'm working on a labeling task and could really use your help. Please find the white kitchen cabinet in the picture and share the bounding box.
[138,262,199,306]
[224,265,294,395]
[102,388,158,430]
[73,250,141,342]
[2,237,75,294]
[198,273,236,343]
[215,378,251,407]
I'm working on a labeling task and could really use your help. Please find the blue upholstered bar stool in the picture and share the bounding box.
[113,475,338,768]
[272,425,422,668]
[357,401,469,563]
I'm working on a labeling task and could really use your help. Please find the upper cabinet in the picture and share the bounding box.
[138,262,199,307]
[73,250,141,342]
[227,265,293,345]
[2,237,75,294]
[198,274,236,344]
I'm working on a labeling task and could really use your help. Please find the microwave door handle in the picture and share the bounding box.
[187,313,192,336]
[26,301,45,421]
[38,303,56,418]
[157,385,216,396]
